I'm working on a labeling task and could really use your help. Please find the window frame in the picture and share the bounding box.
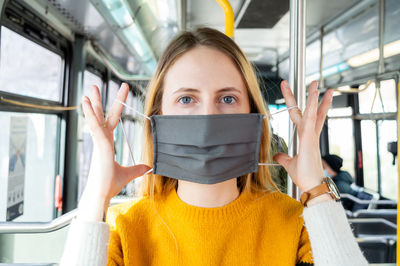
[0,1,69,105]
[0,2,70,220]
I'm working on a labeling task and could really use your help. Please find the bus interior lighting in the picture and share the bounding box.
[347,40,400,68]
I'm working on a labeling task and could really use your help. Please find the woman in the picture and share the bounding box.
[61,28,367,265]
[322,154,358,210]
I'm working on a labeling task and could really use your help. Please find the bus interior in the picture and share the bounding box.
[0,0,399,265]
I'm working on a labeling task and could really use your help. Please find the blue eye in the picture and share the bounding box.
[178,96,193,104]
[221,96,236,104]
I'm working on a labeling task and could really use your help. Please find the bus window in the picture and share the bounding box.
[359,82,378,114]
[379,120,398,200]
[268,105,290,145]
[361,120,378,192]
[120,95,146,195]
[83,70,104,97]
[359,80,397,114]
[379,79,397,113]
[0,26,63,102]
[0,25,65,222]
[106,80,120,112]
[327,107,355,178]
[0,112,59,222]
[121,94,145,165]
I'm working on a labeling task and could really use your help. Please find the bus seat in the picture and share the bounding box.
[353,209,397,224]
[388,239,396,263]
[349,218,397,237]
[357,238,390,263]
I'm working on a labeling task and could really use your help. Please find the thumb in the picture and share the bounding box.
[117,163,152,187]
[273,153,292,173]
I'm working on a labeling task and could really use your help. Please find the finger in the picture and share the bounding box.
[106,83,129,129]
[82,96,104,138]
[117,164,152,186]
[280,80,302,126]
[315,89,333,135]
[90,85,105,124]
[302,81,319,132]
[273,152,293,173]
[303,81,319,119]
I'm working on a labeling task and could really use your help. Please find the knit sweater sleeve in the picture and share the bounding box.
[59,219,110,266]
[302,200,369,266]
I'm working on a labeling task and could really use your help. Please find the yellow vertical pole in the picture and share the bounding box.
[216,0,234,38]
[397,81,400,265]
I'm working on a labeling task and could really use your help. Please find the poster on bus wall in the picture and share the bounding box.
[6,116,27,221]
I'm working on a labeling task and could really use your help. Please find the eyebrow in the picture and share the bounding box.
[172,87,242,94]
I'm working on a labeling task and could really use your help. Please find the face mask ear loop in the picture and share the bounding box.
[259,105,298,167]
[118,124,154,175]
[115,99,151,121]
[264,105,299,120]
[119,118,136,165]
[143,168,153,176]
[258,163,281,167]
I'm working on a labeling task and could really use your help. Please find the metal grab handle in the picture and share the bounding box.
[341,193,397,205]
[0,209,77,234]
[348,218,398,229]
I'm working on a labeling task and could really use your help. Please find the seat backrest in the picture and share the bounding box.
[357,238,389,263]
[388,239,396,263]
[354,209,397,224]
[350,219,397,237]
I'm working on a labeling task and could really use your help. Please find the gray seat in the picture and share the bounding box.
[357,238,389,263]
[349,218,397,237]
[353,209,397,224]
[388,239,396,263]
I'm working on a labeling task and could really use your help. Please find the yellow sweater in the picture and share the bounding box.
[106,189,313,266]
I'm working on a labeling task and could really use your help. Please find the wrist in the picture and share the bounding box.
[300,179,323,193]
[301,177,341,207]
[305,193,334,207]
[78,191,110,222]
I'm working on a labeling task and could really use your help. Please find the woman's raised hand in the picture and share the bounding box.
[273,80,333,193]
[79,83,151,221]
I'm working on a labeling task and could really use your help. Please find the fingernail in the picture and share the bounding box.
[282,80,288,88]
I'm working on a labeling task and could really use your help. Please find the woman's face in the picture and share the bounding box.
[161,46,251,115]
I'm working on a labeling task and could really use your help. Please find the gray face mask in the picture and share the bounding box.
[116,99,297,184]
[150,113,263,184]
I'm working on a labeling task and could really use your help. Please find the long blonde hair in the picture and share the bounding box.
[139,27,279,199]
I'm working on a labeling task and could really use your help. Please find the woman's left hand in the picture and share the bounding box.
[273,80,333,193]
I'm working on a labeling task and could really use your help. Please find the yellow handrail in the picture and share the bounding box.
[216,0,234,38]
[1,97,78,111]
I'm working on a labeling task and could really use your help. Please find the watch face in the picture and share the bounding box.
[325,178,341,200]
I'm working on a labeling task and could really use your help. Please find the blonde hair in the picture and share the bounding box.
[139,27,279,199]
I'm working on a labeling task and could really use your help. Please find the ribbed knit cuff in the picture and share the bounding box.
[302,201,368,266]
[60,219,110,266]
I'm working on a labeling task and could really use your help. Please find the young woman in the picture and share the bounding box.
[61,28,368,266]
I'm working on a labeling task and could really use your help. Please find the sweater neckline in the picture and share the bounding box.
[161,188,264,226]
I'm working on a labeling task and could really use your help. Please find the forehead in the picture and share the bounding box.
[162,46,246,92]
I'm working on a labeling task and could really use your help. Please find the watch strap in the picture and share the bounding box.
[300,182,331,206]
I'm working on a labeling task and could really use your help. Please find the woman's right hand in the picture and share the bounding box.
[78,83,151,221]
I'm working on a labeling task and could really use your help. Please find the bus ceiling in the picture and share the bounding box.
[1,0,400,92]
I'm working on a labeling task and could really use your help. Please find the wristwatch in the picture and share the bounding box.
[300,177,341,206]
